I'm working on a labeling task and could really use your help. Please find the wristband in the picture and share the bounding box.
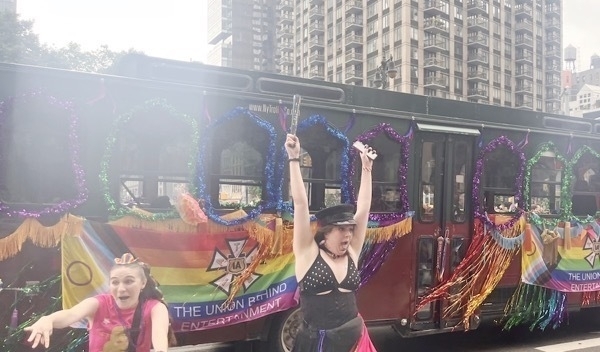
[289,158,301,162]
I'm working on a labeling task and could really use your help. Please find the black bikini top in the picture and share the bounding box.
[299,251,360,295]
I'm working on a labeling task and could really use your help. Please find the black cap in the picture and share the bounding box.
[314,204,357,226]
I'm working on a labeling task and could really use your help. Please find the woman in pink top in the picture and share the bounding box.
[25,253,175,352]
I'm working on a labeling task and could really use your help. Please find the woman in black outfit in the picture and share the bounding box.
[285,134,375,352]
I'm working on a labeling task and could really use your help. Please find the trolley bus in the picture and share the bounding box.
[1,55,600,351]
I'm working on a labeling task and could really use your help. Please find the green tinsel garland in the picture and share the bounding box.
[1,275,87,352]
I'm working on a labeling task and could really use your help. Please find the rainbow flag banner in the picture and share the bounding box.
[522,217,600,292]
[62,220,298,331]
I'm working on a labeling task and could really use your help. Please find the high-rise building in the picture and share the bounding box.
[206,0,278,72]
[0,0,17,13]
[207,0,563,113]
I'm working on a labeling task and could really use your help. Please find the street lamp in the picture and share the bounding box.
[373,56,398,89]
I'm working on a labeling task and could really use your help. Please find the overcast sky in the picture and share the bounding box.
[16,0,600,69]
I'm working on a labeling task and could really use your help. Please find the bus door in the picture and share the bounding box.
[411,126,478,332]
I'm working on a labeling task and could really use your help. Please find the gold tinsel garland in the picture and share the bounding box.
[416,215,525,330]
[0,214,84,261]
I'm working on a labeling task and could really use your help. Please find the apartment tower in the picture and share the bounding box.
[208,0,563,113]
[207,0,278,72]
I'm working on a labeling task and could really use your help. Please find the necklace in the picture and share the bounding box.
[319,245,347,259]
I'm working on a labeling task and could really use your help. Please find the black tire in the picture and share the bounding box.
[262,307,303,352]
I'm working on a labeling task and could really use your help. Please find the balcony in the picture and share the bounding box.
[277,0,293,11]
[279,56,293,66]
[546,19,560,30]
[309,22,324,34]
[515,5,533,18]
[309,69,325,80]
[346,0,362,14]
[467,70,488,82]
[309,37,324,49]
[424,0,449,16]
[345,52,362,65]
[515,53,533,63]
[547,78,561,87]
[545,34,560,45]
[515,36,533,48]
[468,89,488,99]
[424,56,448,70]
[467,17,489,31]
[345,67,363,83]
[516,100,534,110]
[424,76,448,89]
[309,6,324,20]
[515,69,533,79]
[467,52,489,65]
[515,85,533,95]
[467,34,488,48]
[467,0,488,15]
[280,42,294,52]
[545,6,560,18]
[309,54,324,64]
[345,17,363,31]
[345,34,363,48]
[515,20,533,33]
[546,92,561,101]
[424,18,448,34]
[545,48,561,59]
[279,14,293,26]
[424,38,449,52]
[279,25,294,39]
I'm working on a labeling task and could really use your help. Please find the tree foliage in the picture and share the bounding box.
[0,12,139,73]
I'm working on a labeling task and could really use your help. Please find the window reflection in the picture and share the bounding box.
[420,141,436,222]
[219,141,263,207]
[572,152,599,216]
[452,142,467,222]
[530,153,562,215]
[481,146,520,214]
[416,237,434,319]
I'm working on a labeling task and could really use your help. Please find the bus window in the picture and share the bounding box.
[287,148,315,205]
[416,237,434,320]
[362,136,402,212]
[218,141,263,208]
[452,142,468,222]
[530,153,562,215]
[450,238,466,273]
[481,147,520,214]
[115,108,195,211]
[324,149,341,207]
[420,142,436,222]
[296,126,345,211]
[571,152,599,217]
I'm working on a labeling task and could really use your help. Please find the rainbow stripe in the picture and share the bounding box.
[62,220,299,331]
[522,221,600,292]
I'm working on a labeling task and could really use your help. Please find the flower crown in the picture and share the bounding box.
[114,253,138,265]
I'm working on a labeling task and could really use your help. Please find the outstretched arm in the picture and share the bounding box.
[25,297,99,348]
[285,134,314,257]
[351,146,375,254]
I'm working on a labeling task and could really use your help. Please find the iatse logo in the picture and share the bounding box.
[208,238,260,295]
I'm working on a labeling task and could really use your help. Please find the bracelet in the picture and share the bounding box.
[362,166,372,172]
[289,158,301,162]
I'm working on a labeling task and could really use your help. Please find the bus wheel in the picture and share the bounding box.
[265,307,303,352]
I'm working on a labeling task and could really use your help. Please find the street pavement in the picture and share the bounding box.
[167,314,600,351]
